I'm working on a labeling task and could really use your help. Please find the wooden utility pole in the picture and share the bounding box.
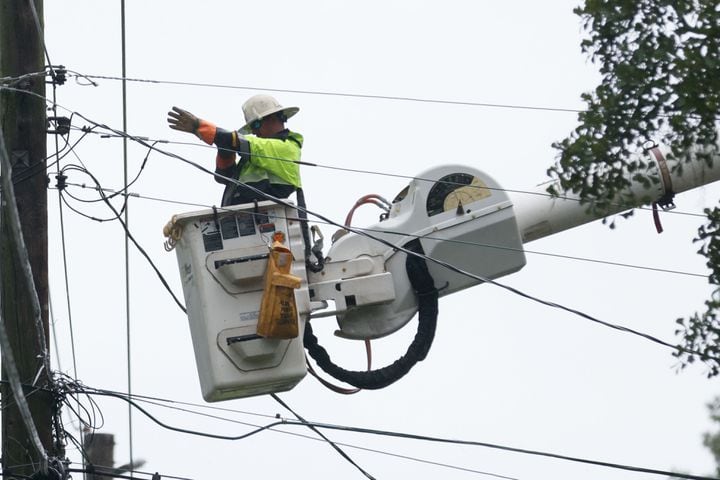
[0,1,56,478]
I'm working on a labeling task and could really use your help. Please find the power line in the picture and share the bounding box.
[74,387,516,479]
[13,121,93,187]
[83,387,371,479]
[73,73,584,114]
[106,391,520,480]
[61,166,187,313]
[24,0,56,81]
[74,385,715,480]
[129,397,269,429]
[51,137,188,316]
[45,31,80,389]
[298,219,709,279]
[48,293,62,372]
[80,126,710,221]
[66,70,720,122]
[55,149,81,384]
[0,70,47,86]
[51,81,86,460]
[53,125,710,280]
[271,393,376,480]
[66,466,193,480]
[77,388,281,441]
[59,180,708,279]
[279,419,719,480]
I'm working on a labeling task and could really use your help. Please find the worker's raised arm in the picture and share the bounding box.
[167,106,246,182]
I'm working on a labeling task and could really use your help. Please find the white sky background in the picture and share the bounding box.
[34,1,720,479]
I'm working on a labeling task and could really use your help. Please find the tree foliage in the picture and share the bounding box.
[549,0,720,374]
[703,397,720,476]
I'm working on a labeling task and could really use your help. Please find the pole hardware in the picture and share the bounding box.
[46,116,70,135]
[45,65,66,86]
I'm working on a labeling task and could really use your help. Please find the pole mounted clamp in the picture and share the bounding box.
[55,173,67,191]
[46,65,67,86]
[47,116,71,135]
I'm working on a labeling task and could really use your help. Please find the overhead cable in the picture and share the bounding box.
[72,73,583,114]
[76,386,714,480]
[12,118,93,188]
[56,181,81,377]
[271,393,376,480]
[66,467,191,480]
[83,127,710,221]
[44,381,512,479]
[59,180,707,279]
[77,387,280,440]
[280,419,719,480]
[48,294,63,372]
[50,115,82,388]
[52,142,187,314]
[67,71,718,121]
[24,0,56,81]
[55,149,84,461]
[67,166,187,313]
[0,70,47,86]
[84,388,518,480]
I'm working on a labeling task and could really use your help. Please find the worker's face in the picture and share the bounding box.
[254,115,283,137]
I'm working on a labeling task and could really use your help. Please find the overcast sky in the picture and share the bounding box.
[31,1,720,479]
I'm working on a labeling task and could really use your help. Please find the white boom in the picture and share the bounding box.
[512,145,720,243]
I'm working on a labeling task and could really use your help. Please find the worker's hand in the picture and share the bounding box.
[167,106,200,134]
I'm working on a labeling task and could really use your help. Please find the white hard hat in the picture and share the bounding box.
[239,94,299,134]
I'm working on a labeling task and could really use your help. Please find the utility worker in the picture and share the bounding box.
[167,94,303,206]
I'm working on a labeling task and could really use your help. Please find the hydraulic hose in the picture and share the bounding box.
[304,239,438,389]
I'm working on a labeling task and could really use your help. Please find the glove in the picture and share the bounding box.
[167,106,200,134]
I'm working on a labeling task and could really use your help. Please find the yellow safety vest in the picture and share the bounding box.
[239,131,303,188]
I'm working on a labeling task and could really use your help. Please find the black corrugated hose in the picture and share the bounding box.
[304,239,438,389]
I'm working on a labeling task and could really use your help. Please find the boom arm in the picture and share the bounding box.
[310,145,720,340]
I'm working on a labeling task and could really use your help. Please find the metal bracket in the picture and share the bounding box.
[649,147,676,211]
[45,65,67,86]
[309,272,396,318]
[47,116,71,135]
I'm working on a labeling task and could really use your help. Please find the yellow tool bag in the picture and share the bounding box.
[256,238,302,339]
